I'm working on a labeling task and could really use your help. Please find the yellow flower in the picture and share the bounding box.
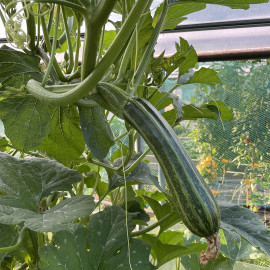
[222,159,229,163]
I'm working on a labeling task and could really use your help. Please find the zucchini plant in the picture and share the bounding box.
[0,0,270,269]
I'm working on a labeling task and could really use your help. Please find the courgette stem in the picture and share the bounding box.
[130,212,175,237]
[34,0,86,15]
[61,7,74,74]
[41,5,60,87]
[132,0,168,94]
[26,0,148,105]
[0,227,26,253]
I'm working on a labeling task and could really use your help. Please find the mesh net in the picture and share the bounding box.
[166,61,270,224]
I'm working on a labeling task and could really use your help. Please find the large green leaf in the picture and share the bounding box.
[220,230,260,264]
[219,202,270,257]
[168,0,268,10]
[79,106,114,160]
[0,97,51,151]
[39,226,91,270]
[0,45,43,92]
[39,106,85,166]
[0,152,93,232]
[88,205,153,270]
[0,196,95,232]
[142,233,206,267]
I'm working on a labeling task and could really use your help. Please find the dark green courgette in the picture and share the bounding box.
[123,98,221,238]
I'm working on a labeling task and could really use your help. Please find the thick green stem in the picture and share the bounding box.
[81,0,117,80]
[26,0,148,105]
[23,1,36,51]
[133,0,168,93]
[0,227,26,253]
[41,5,60,87]
[130,212,175,237]
[81,21,101,80]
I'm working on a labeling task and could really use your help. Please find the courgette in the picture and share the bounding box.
[96,82,221,263]
[123,97,221,263]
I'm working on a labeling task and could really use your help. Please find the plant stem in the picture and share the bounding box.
[89,159,118,171]
[118,148,150,176]
[62,6,74,74]
[117,1,152,81]
[23,1,36,51]
[97,24,106,63]
[36,5,41,48]
[74,14,81,72]
[26,0,148,105]
[131,212,175,237]
[0,227,26,253]
[34,0,86,15]
[41,5,60,87]
[40,16,67,82]
[132,0,168,93]
[81,1,117,80]
[95,190,110,209]
[0,8,6,25]
[28,229,39,267]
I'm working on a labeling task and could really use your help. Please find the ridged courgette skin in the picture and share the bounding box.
[123,97,220,238]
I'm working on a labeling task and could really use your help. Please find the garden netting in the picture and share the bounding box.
[165,60,270,225]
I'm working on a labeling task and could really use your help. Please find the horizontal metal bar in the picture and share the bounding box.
[162,18,270,33]
[197,47,270,62]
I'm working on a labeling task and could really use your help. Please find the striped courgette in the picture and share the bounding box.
[123,97,221,238]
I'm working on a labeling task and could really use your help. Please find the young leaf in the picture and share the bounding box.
[141,233,206,267]
[186,67,221,86]
[79,106,114,160]
[182,101,233,121]
[39,106,85,166]
[219,202,270,257]
[0,97,52,152]
[0,152,94,232]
